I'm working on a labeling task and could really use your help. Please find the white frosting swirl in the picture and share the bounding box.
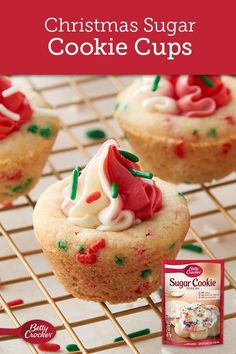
[61,140,136,231]
[134,76,178,114]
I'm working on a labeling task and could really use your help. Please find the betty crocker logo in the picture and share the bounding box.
[0,319,56,344]
[184,264,203,277]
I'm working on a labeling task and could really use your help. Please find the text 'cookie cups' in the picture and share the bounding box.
[33,139,190,303]
[0,77,60,203]
[114,75,236,184]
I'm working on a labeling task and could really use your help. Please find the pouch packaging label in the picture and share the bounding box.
[162,260,224,346]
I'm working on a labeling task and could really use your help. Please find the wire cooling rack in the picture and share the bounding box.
[0,75,236,354]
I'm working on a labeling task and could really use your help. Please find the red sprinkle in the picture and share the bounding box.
[38,343,60,352]
[224,116,235,126]
[222,143,232,154]
[0,170,23,181]
[0,299,24,309]
[135,281,150,294]
[6,299,24,308]
[7,170,23,181]
[163,117,172,124]
[1,201,13,209]
[143,281,150,289]
[89,239,106,254]
[174,142,186,158]
[86,191,101,204]
[135,287,142,295]
[76,253,97,264]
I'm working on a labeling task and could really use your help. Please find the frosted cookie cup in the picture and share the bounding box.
[0,77,60,203]
[33,139,190,303]
[114,75,236,183]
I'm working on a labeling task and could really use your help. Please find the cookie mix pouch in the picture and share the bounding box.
[162,260,224,346]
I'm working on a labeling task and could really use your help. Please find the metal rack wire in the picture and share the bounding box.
[0,75,236,354]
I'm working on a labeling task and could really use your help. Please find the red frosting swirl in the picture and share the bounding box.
[105,144,162,221]
[0,77,33,140]
[175,75,231,117]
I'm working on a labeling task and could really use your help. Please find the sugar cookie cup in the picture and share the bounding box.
[33,140,190,303]
[114,75,236,184]
[0,77,60,203]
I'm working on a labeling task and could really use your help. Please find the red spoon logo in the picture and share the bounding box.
[165,264,203,277]
[184,264,203,277]
[0,319,56,344]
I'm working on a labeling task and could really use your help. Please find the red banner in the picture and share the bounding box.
[1,0,235,73]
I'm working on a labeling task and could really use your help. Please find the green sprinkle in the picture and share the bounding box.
[11,178,32,193]
[118,149,139,162]
[114,102,120,111]
[181,244,203,253]
[70,167,80,200]
[111,182,118,198]
[124,104,129,111]
[141,269,152,278]
[78,245,85,253]
[201,75,214,88]
[66,343,79,352]
[207,128,217,138]
[192,129,198,135]
[151,75,161,92]
[114,328,150,342]
[157,288,162,298]
[57,240,68,251]
[27,124,38,134]
[115,256,125,266]
[128,168,153,179]
[177,191,184,197]
[123,133,129,140]
[86,129,106,140]
[39,126,53,138]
